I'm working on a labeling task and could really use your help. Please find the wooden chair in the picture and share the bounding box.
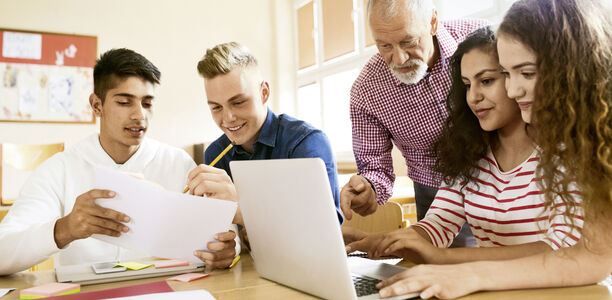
[342,201,404,233]
[0,142,64,271]
[0,208,7,223]
[1,143,64,205]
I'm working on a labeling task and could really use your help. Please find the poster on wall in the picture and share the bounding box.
[0,28,97,123]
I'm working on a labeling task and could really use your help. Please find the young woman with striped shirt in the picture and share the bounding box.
[344,26,582,264]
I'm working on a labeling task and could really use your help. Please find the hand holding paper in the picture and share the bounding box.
[193,230,237,269]
[93,167,237,262]
[54,189,130,248]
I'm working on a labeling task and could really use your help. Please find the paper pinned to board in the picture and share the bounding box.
[2,31,42,60]
[92,166,237,262]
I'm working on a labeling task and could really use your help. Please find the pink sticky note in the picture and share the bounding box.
[20,282,80,297]
[167,273,209,282]
[154,259,189,269]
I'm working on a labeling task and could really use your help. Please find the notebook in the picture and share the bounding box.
[230,158,419,300]
[44,280,173,299]
[55,258,204,285]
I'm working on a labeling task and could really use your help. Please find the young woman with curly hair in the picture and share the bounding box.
[374,0,612,298]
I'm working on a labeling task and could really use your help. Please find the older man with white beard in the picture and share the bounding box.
[341,0,487,247]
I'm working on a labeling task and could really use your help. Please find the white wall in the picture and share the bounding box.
[0,0,278,157]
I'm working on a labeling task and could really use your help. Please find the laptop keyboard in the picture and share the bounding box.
[352,275,381,297]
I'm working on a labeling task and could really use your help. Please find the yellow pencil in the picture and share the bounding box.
[228,254,241,269]
[209,143,234,167]
[183,144,234,193]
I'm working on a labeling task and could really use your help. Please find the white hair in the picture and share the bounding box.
[367,0,435,23]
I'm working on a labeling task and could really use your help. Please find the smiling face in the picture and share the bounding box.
[90,76,155,163]
[204,67,269,154]
[497,34,538,124]
[461,48,522,132]
[369,1,437,84]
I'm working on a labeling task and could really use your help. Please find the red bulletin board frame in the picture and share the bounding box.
[0,28,97,124]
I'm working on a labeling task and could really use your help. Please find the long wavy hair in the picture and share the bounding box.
[498,0,612,234]
[432,26,497,187]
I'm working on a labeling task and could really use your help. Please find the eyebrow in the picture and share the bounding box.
[474,68,500,78]
[112,93,154,100]
[207,93,244,105]
[511,62,536,70]
[375,34,416,44]
[461,68,499,80]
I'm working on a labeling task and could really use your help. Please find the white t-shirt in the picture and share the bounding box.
[0,134,196,274]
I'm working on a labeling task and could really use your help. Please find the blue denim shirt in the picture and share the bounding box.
[205,108,343,223]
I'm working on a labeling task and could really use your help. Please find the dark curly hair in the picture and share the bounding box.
[431,26,497,187]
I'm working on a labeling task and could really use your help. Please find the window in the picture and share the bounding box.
[297,2,316,69]
[294,0,376,155]
[297,82,321,128]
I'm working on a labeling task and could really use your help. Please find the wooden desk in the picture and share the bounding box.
[0,254,609,299]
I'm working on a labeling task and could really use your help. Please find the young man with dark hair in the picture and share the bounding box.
[0,48,237,274]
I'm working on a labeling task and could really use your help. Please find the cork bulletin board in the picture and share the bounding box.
[0,28,97,123]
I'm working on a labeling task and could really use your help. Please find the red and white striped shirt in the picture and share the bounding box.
[414,149,583,249]
[350,19,489,205]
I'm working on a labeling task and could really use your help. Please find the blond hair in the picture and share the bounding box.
[197,42,258,79]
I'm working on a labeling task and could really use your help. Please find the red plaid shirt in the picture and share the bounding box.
[350,19,489,205]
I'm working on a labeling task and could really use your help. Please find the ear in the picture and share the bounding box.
[89,93,103,117]
[260,81,270,105]
[430,8,438,36]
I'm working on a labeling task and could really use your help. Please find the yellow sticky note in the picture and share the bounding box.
[116,262,153,271]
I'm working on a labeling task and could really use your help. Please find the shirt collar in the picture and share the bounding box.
[432,23,456,72]
[254,108,277,148]
[76,133,157,171]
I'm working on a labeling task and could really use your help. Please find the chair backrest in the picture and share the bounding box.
[341,201,404,233]
[0,143,64,206]
[0,208,7,223]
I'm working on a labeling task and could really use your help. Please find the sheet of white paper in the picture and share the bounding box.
[48,75,73,113]
[0,288,16,298]
[18,86,38,114]
[92,166,237,262]
[110,290,215,299]
[2,31,42,60]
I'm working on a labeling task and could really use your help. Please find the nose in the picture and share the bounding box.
[391,46,409,66]
[131,105,145,120]
[505,76,524,100]
[223,108,236,123]
[466,85,483,105]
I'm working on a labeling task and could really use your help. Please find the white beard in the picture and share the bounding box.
[390,59,428,85]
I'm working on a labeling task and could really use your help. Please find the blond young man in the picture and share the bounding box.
[189,42,342,229]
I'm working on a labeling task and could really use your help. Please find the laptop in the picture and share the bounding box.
[55,258,204,285]
[230,158,419,300]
